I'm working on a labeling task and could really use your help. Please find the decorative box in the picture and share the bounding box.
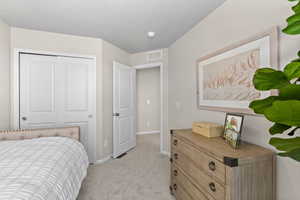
[192,122,224,138]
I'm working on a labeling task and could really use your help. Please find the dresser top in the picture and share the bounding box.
[173,129,274,165]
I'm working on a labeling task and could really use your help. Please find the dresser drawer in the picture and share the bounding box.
[172,165,212,200]
[172,136,226,184]
[172,150,225,200]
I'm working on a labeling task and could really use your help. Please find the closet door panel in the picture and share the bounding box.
[20,54,58,129]
[65,64,89,111]
[58,57,96,163]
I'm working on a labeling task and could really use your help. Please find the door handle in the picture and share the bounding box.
[22,117,27,121]
[113,113,120,117]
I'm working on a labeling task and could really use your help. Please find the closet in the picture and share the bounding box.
[19,53,96,162]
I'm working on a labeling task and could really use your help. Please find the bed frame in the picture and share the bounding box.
[0,126,80,141]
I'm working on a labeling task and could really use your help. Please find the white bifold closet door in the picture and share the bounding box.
[20,53,96,163]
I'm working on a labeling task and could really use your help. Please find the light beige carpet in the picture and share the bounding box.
[78,134,174,200]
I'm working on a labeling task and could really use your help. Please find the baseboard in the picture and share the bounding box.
[161,151,171,158]
[136,130,160,135]
[94,155,112,165]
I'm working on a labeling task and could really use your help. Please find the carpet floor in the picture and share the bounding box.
[78,134,174,200]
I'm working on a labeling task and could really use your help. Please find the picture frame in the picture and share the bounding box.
[196,27,279,115]
[223,113,244,149]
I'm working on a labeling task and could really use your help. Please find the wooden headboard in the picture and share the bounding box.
[0,126,80,141]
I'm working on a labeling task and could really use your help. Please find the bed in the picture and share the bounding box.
[0,127,89,200]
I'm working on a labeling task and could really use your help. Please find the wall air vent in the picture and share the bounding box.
[147,50,163,62]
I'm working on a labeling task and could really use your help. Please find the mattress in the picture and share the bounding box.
[0,137,89,200]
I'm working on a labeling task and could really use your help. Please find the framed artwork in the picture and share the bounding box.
[223,113,244,149]
[196,27,278,114]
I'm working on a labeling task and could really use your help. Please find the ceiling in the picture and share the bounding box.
[0,0,225,53]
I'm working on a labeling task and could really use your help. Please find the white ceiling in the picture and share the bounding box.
[0,0,225,53]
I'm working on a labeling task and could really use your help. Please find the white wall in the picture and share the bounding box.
[136,67,160,133]
[168,0,300,199]
[10,28,105,160]
[0,19,10,130]
[131,49,169,153]
[102,40,131,157]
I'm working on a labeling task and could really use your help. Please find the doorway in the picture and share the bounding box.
[112,62,164,158]
[134,63,163,153]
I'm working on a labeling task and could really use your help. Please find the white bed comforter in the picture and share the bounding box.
[0,137,89,200]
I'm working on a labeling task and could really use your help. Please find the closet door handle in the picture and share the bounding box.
[22,117,27,121]
[113,113,120,117]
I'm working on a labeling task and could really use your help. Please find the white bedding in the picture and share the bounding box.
[0,137,89,200]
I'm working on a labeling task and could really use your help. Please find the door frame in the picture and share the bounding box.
[12,48,97,162]
[134,62,165,154]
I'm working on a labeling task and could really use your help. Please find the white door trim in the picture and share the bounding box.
[134,62,165,154]
[12,48,97,162]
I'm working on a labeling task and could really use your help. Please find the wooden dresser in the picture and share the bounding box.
[170,129,276,200]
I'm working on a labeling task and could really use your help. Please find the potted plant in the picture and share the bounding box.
[249,0,300,161]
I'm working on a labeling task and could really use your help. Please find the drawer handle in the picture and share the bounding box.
[208,161,216,171]
[170,158,173,163]
[173,139,178,146]
[209,182,216,192]
[174,153,178,160]
[173,170,178,177]
[173,184,177,191]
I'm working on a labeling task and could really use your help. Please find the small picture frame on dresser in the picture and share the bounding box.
[223,113,244,149]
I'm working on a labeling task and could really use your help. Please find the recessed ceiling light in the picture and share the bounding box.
[147,31,156,38]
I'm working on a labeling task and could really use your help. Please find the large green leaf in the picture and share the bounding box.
[270,137,300,152]
[269,123,291,135]
[279,84,300,99]
[279,149,300,161]
[265,100,300,126]
[253,68,289,91]
[292,2,300,13]
[270,137,300,161]
[284,62,300,80]
[283,21,300,34]
[249,96,281,114]
[287,13,300,25]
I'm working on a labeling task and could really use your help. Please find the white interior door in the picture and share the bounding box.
[113,61,136,158]
[20,53,96,163]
